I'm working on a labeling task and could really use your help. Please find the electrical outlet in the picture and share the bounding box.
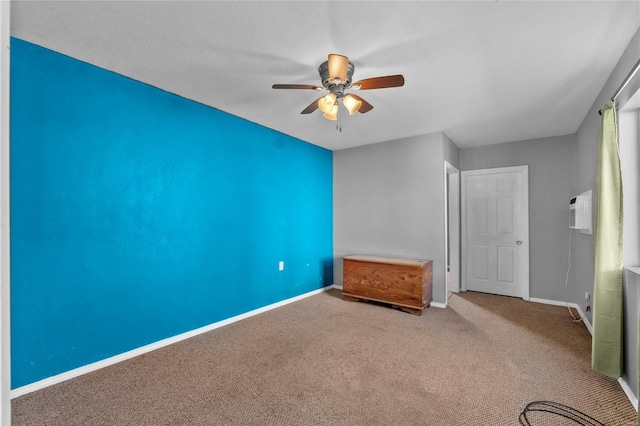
[278,261,284,271]
[585,292,591,301]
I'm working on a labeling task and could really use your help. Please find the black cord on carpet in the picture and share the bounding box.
[519,401,605,425]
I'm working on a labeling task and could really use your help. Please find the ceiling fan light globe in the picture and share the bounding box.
[328,54,349,81]
[342,94,362,115]
[323,104,338,121]
[318,93,337,114]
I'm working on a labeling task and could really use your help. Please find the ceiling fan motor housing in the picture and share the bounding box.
[318,60,355,97]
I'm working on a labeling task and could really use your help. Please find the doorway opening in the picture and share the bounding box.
[444,161,460,305]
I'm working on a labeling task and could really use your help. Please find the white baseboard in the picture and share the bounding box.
[11,285,335,399]
[528,297,593,334]
[528,297,577,308]
[573,304,593,335]
[528,298,640,410]
[13,287,629,414]
[619,377,639,412]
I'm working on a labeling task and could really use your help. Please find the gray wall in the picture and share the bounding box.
[573,28,640,326]
[573,28,640,401]
[333,131,452,304]
[460,134,578,301]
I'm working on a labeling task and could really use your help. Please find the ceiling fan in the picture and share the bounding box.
[272,54,405,124]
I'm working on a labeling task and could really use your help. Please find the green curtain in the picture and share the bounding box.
[591,100,623,379]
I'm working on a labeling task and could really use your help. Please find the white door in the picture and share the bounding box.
[462,166,529,299]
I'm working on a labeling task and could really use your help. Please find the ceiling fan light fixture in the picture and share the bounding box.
[323,104,338,121]
[342,94,362,115]
[318,93,337,113]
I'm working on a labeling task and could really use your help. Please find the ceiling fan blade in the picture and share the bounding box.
[301,98,322,114]
[348,94,373,113]
[352,75,405,90]
[272,84,323,90]
[328,54,349,80]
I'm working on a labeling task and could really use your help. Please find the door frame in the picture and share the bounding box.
[1,2,11,423]
[461,165,529,300]
[444,162,460,300]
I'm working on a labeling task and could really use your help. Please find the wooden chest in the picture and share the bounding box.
[342,255,433,315]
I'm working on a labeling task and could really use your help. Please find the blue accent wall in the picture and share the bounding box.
[10,38,333,388]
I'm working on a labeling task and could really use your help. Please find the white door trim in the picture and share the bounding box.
[461,165,529,300]
[444,162,460,303]
[0,2,12,424]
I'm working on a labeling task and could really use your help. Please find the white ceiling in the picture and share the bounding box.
[10,1,640,151]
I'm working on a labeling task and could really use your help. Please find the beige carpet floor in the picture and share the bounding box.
[12,289,637,425]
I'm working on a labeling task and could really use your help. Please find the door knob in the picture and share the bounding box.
[516,240,522,245]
